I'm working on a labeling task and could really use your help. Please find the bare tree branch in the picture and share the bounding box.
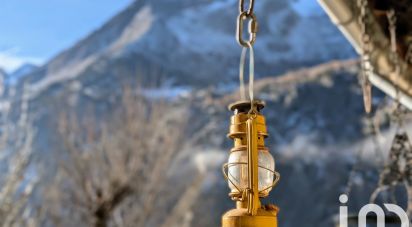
[43,89,196,227]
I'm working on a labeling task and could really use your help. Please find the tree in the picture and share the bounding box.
[44,89,201,227]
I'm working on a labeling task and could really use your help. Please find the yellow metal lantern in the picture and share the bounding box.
[222,100,280,227]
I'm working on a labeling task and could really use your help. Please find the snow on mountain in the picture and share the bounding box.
[7,63,39,85]
[4,2,381,226]
[0,68,6,96]
[0,68,7,79]
[22,0,355,100]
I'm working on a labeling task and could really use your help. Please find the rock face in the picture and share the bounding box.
[0,68,7,97]
[7,63,39,85]
[21,0,355,95]
[6,0,398,226]
[0,68,6,77]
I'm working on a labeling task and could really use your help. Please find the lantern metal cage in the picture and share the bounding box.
[221,100,280,227]
[222,159,280,199]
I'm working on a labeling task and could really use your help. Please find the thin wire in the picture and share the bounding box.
[239,46,255,102]
[249,45,254,102]
[239,47,247,100]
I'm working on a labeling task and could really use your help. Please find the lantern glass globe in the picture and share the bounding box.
[228,148,275,194]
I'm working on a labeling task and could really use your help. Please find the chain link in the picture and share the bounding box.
[237,0,257,102]
[387,9,401,77]
[236,0,258,48]
[406,41,412,66]
[385,9,412,214]
[236,12,258,48]
[239,0,254,15]
[371,10,412,213]
[357,0,373,114]
[345,114,385,199]
[380,133,406,186]
[385,9,408,130]
[370,132,412,203]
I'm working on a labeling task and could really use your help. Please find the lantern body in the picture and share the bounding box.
[228,148,275,195]
[222,100,279,227]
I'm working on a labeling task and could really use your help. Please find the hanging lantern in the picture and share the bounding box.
[222,100,280,227]
[221,1,280,225]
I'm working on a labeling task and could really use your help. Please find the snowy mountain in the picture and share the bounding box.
[0,68,7,80]
[6,0,393,226]
[0,68,7,78]
[22,0,355,99]
[0,68,6,96]
[7,63,39,85]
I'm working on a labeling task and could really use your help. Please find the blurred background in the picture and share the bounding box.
[0,0,408,226]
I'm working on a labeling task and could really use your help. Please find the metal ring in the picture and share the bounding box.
[239,0,254,15]
[248,101,258,119]
[259,166,281,193]
[222,162,280,195]
[222,162,243,193]
[236,12,258,48]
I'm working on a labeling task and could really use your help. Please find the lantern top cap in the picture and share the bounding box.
[228,100,265,113]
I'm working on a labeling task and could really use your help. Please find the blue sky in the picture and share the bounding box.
[0,0,133,73]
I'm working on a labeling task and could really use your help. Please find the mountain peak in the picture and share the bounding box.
[8,63,39,85]
[25,0,355,98]
[0,67,7,77]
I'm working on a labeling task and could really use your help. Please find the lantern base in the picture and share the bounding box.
[222,206,278,227]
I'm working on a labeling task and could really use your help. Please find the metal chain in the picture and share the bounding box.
[237,0,257,48]
[386,9,408,131]
[369,10,412,205]
[406,41,412,66]
[237,0,257,102]
[239,0,254,16]
[345,114,384,198]
[404,137,412,185]
[387,9,400,75]
[370,132,410,203]
[370,97,412,205]
[401,38,412,210]
[404,136,412,215]
[357,0,373,114]
[380,133,405,186]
